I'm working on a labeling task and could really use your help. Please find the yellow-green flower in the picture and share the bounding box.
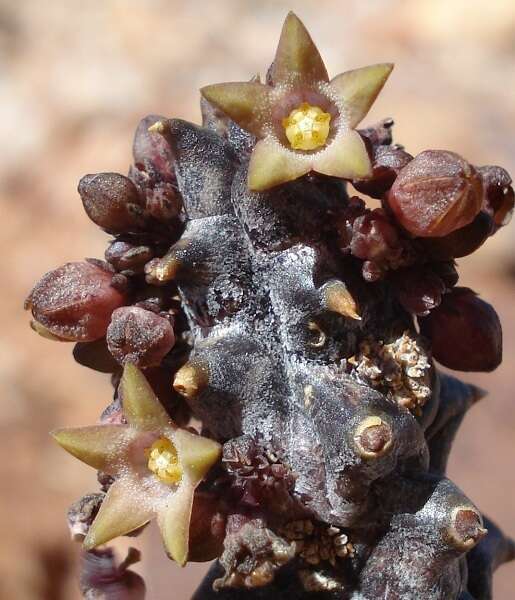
[201,12,393,191]
[52,363,221,566]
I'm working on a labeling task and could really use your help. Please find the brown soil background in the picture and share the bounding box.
[0,1,513,598]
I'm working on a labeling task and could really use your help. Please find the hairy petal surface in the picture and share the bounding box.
[120,363,171,430]
[271,11,329,86]
[330,63,394,128]
[200,82,271,137]
[157,482,196,566]
[314,130,372,179]
[248,139,311,191]
[173,428,222,484]
[83,478,154,549]
[52,425,132,473]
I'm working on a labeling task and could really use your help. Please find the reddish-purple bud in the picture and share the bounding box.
[132,115,175,181]
[478,165,514,231]
[104,240,154,272]
[387,150,483,237]
[78,173,146,233]
[419,287,502,372]
[419,211,492,260]
[353,145,413,199]
[26,261,126,341]
[350,209,402,263]
[106,306,175,367]
[392,266,446,316]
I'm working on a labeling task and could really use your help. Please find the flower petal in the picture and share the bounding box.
[83,478,154,549]
[173,428,221,485]
[200,82,271,137]
[157,482,195,566]
[248,139,311,191]
[52,425,131,472]
[314,130,372,179]
[120,363,171,430]
[271,12,329,86]
[330,63,394,128]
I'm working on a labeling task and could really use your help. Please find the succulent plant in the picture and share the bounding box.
[26,11,514,599]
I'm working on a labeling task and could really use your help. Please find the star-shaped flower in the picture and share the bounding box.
[200,12,393,191]
[52,363,221,565]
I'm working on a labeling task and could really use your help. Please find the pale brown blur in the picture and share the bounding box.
[0,1,514,598]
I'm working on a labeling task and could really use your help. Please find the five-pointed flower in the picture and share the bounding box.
[200,12,393,192]
[52,363,221,565]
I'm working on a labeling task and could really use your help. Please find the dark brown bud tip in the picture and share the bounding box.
[478,165,514,231]
[26,261,127,342]
[387,150,483,238]
[78,172,146,233]
[106,306,175,368]
[419,287,502,372]
[419,210,492,260]
[354,416,392,458]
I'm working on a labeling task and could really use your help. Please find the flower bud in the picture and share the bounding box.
[350,209,402,263]
[419,287,502,372]
[478,165,514,231]
[106,306,175,367]
[104,240,154,272]
[391,266,446,316]
[78,172,146,233]
[353,145,413,199]
[26,261,126,341]
[387,150,483,237]
[419,211,492,260]
[132,115,175,181]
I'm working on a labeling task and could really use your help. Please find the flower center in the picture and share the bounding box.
[282,102,331,151]
[146,437,182,485]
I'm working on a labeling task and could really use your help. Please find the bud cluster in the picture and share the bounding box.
[26,115,188,373]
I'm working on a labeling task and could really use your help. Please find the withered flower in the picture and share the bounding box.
[199,12,392,191]
[52,364,221,565]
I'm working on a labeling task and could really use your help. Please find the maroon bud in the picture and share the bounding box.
[478,165,514,231]
[26,261,126,341]
[392,266,446,316]
[353,145,413,199]
[350,209,402,263]
[73,338,120,373]
[106,306,175,367]
[419,287,502,372]
[78,173,146,233]
[431,261,459,288]
[387,150,483,237]
[419,211,492,260]
[133,115,175,181]
[105,240,154,272]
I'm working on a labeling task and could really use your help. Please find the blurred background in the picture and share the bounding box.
[1,0,514,598]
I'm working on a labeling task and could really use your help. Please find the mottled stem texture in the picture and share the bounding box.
[25,12,514,600]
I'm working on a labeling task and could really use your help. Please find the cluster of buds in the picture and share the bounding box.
[335,139,512,372]
[25,115,188,373]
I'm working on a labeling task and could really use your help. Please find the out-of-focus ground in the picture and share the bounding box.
[0,0,514,598]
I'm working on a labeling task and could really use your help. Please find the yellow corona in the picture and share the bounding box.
[147,437,183,485]
[282,102,331,151]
